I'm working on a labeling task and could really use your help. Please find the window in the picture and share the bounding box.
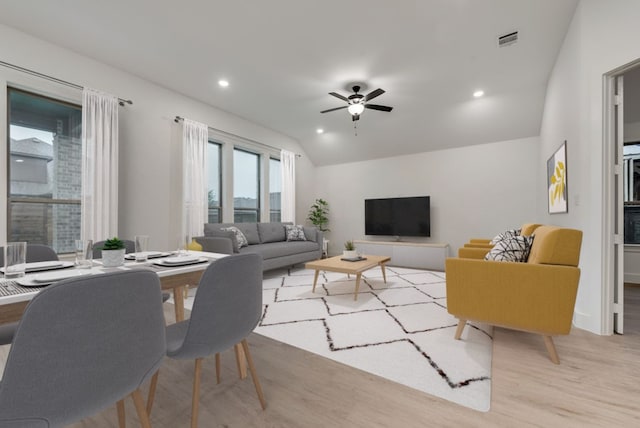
[7,88,82,253]
[624,143,640,244]
[207,141,222,223]
[269,158,281,222]
[233,148,260,222]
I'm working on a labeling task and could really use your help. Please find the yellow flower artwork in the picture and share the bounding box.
[547,142,568,213]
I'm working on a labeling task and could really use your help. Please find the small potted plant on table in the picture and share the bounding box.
[343,240,358,259]
[101,237,126,267]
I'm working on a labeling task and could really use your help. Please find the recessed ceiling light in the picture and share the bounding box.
[15,159,24,163]
[473,90,484,98]
[316,128,324,134]
[218,79,229,88]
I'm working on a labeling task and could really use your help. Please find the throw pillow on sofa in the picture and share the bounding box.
[484,235,534,262]
[490,228,521,245]
[285,224,307,241]
[221,226,249,248]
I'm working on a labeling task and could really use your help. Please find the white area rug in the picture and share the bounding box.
[175,265,493,412]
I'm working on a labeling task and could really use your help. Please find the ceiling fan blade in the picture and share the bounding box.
[329,92,349,102]
[365,104,393,112]
[365,88,385,102]
[320,105,348,113]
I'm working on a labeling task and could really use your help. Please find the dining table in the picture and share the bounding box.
[0,250,228,326]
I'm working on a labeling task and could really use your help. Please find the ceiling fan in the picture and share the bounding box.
[321,85,393,121]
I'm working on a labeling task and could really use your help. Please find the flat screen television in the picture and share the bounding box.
[365,196,430,237]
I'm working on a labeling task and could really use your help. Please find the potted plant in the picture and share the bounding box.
[343,240,358,259]
[307,198,330,232]
[100,237,126,267]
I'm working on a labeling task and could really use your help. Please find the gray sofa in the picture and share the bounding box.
[195,222,323,271]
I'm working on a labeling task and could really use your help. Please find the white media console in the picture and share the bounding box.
[353,240,450,271]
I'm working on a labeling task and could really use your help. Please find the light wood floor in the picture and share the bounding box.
[2,286,639,427]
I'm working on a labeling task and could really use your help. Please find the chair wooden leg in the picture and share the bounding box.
[215,353,221,384]
[454,319,467,340]
[146,370,159,415]
[234,343,247,379]
[131,389,152,428]
[543,335,560,364]
[241,339,266,410]
[191,358,203,428]
[116,399,126,428]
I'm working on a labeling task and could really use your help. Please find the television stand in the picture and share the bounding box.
[353,240,449,271]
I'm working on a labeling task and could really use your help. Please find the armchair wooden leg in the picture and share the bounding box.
[215,353,221,384]
[116,399,126,428]
[191,358,203,428]
[241,339,266,410]
[543,335,560,364]
[131,389,152,428]
[146,370,159,415]
[234,343,247,379]
[454,319,467,340]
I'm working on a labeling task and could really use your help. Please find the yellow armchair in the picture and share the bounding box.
[446,225,582,364]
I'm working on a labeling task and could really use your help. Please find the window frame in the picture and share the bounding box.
[6,87,82,254]
[232,147,261,223]
[207,140,223,223]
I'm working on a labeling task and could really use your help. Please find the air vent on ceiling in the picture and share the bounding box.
[497,31,518,47]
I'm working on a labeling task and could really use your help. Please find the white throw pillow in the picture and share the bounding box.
[484,235,534,262]
[490,228,521,245]
[221,226,249,248]
[285,224,307,241]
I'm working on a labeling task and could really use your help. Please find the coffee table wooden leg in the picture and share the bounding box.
[312,269,320,293]
[380,263,388,283]
[173,286,185,322]
[354,273,362,301]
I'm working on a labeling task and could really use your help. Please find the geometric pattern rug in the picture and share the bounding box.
[178,265,493,412]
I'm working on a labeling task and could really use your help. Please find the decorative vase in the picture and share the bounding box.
[343,250,358,259]
[102,248,126,267]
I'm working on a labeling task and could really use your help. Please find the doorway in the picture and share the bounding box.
[604,61,640,335]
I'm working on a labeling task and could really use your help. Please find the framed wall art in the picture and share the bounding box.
[547,141,568,214]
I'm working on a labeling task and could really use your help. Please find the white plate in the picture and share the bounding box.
[153,257,208,267]
[0,260,74,274]
[16,270,93,287]
[124,252,170,260]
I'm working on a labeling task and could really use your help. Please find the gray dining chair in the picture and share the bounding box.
[147,253,266,427]
[0,243,59,268]
[0,244,59,346]
[0,270,166,428]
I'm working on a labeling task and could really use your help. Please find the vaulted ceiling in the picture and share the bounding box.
[0,0,579,166]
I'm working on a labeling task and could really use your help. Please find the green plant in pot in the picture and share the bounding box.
[307,199,330,232]
[343,240,358,259]
[101,237,126,267]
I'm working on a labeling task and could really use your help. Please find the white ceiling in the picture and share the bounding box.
[0,0,579,166]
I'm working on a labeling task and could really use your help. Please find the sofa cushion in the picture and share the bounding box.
[285,225,306,241]
[527,226,583,266]
[490,229,521,245]
[303,227,317,243]
[211,223,260,244]
[221,226,249,248]
[203,227,240,253]
[239,241,320,260]
[484,235,533,262]
[258,222,286,243]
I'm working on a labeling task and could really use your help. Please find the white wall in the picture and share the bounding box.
[538,0,640,334]
[314,137,539,258]
[0,24,316,249]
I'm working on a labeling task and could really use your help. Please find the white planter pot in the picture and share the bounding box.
[102,248,126,267]
[343,250,358,259]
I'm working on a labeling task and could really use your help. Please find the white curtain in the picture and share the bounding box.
[81,88,119,241]
[281,149,296,223]
[182,118,209,242]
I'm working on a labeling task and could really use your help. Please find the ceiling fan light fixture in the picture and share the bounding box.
[348,103,365,115]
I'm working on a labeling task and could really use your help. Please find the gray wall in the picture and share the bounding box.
[314,137,539,257]
[0,24,315,250]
